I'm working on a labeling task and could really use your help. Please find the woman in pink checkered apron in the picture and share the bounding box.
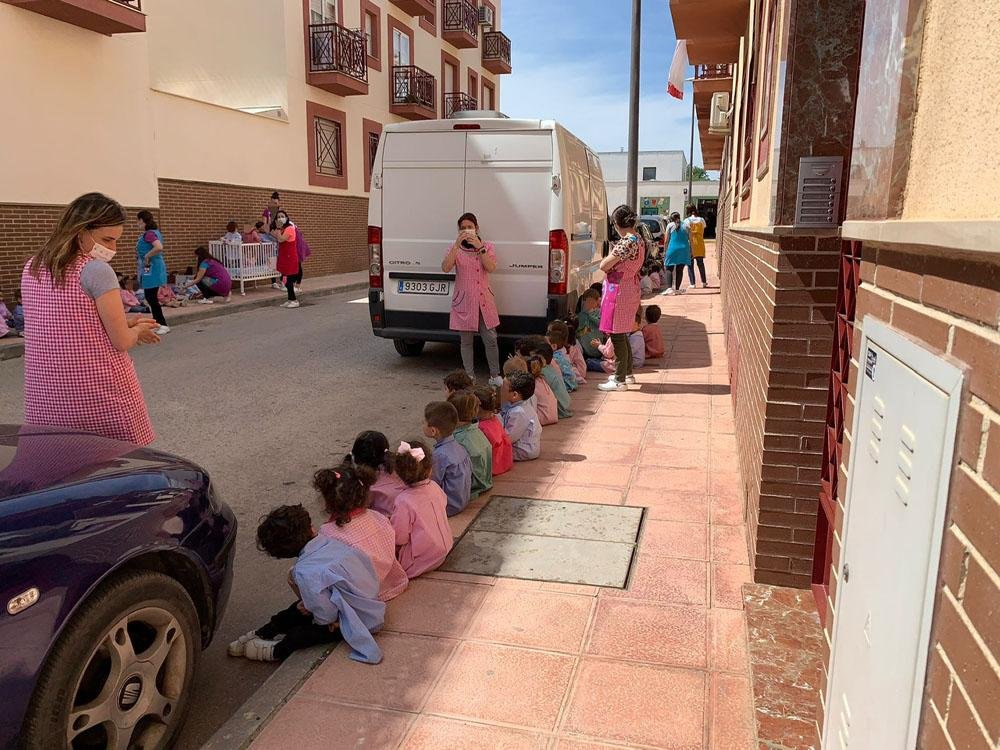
[441,212,502,386]
[20,193,161,445]
[597,204,644,392]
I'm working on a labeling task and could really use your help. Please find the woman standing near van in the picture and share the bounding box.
[597,205,644,392]
[442,213,502,386]
[661,211,691,296]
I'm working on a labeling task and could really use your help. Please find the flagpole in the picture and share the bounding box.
[688,77,695,210]
[626,0,641,210]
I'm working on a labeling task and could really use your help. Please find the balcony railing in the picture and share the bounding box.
[392,65,436,110]
[695,63,733,80]
[308,22,368,82]
[482,31,511,74]
[109,0,141,8]
[443,0,479,40]
[444,92,478,118]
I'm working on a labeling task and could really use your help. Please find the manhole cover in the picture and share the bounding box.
[441,496,643,588]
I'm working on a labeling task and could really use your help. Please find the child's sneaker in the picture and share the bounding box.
[198,298,214,305]
[598,379,628,392]
[227,630,259,657]
[243,637,281,661]
[660,288,675,296]
[488,375,503,388]
[272,282,284,290]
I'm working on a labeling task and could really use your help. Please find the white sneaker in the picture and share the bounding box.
[661,288,675,296]
[488,376,503,388]
[598,379,628,392]
[272,282,284,290]
[154,325,170,335]
[606,374,636,384]
[286,300,300,309]
[243,637,281,662]
[198,298,214,305]
[227,630,259,657]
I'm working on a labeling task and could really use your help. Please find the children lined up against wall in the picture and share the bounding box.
[236,291,668,664]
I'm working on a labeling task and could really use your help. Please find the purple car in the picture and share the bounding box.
[0,424,236,749]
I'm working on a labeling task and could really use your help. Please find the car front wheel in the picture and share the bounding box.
[20,571,200,750]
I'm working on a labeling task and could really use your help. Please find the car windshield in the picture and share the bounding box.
[640,219,661,235]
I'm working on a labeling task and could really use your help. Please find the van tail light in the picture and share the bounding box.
[368,226,383,289]
[548,230,569,296]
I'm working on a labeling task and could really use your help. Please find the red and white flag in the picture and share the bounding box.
[667,39,688,99]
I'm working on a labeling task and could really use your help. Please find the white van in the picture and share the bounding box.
[366,114,609,356]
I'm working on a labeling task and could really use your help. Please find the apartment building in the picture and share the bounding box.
[0,0,510,291]
[598,150,719,236]
[674,0,999,745]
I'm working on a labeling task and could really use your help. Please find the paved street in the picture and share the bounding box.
[0,290,467,749]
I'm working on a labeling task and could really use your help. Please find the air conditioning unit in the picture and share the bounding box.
[478,5,494,27]
[709,91,731,135]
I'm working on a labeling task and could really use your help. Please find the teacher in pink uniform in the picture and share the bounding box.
[20,193,160,444]
[597,204,644,392]
[441,212,502,387]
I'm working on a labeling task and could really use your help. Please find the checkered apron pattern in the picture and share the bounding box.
[21,256,155,446]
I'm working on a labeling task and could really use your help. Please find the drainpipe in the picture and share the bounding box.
[626,0,641,210]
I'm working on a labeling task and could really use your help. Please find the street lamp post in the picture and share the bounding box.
[688,85,695,210]
[625,0,641,210]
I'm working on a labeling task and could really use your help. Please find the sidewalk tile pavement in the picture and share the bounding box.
[250,243,757,749]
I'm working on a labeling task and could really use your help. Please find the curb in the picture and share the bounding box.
[201,643,337,750]
[0,280,368,363]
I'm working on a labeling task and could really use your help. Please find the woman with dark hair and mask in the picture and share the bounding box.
[597,204,644,392]
[270,209,302,308]
[441,212,502,387]
[21,193,160,444]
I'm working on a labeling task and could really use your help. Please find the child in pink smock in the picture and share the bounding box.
[316,464,408,601]
[390,440,453,578]
[527,355,558,426]
[348,430,407,516]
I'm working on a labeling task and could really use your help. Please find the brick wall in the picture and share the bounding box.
[720,228,841,587]
[817,242,1000,746]
[0,181,368,295]
[0,203,158,296]
[157,179,368,278]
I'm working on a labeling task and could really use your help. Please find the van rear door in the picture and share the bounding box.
[381,131,466,324]
[464,130,552,326]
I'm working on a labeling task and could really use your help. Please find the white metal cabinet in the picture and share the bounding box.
[823,318,963,749]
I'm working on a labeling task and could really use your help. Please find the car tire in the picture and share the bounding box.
[393,338,425,357]
[19,571,200,750]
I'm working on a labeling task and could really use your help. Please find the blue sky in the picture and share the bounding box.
[500,0,702,163]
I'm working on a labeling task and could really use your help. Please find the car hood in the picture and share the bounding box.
[0,424,197,502]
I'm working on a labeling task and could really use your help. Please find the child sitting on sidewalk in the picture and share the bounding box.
[474,385,513,476]
[576,288,605,363]
[391,440,453,578]
[501,371,541,461]
[317,464,408,602]
[503,356,538,412]
[443,369,474,396]
[591,308,646,376]
[447,390,493,498]
[642,305,665,360]
[348,430,406,516]
[526,354,558,426]
[228,504,385,663]
[545,320,579,391]
[424,401,472,516]
[531,342,573,420]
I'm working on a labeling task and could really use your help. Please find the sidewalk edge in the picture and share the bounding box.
[201,643,336,750]
[0,280,368,363]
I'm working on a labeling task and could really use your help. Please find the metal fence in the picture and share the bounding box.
[308,22,368,82]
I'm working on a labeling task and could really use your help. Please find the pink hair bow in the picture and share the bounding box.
[397,441,425,461]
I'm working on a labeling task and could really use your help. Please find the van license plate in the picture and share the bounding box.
[398,280,450,295]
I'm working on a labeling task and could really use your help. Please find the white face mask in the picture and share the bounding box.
[276,216,287,227]
[88,234,116,262]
